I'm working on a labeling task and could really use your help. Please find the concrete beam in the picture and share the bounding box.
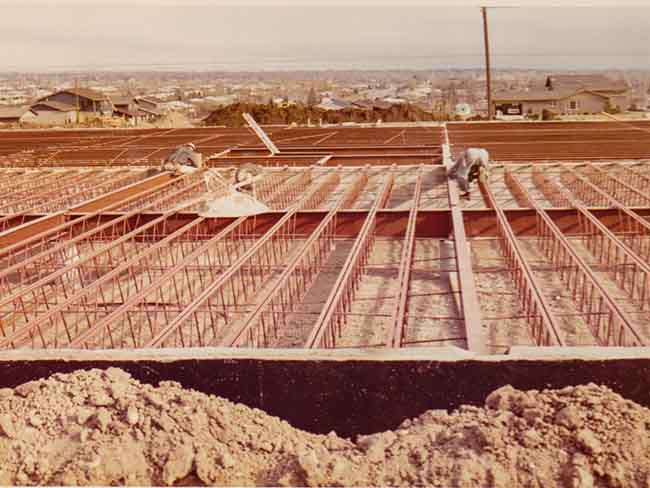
[442,137,486,354]
[0,347,649,437]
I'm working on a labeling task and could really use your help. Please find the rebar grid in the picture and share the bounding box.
[0,172,197,271]
[487,171,565,346]
[0,172,107,234]
[0,170,77,208]
[0,170,305,347]
[561,166,650,262]
[112,170,208,212]
[304,171,394,349]
[266,171,312,210]
[223,170,369,348]
[0,169,54,194]
[20,171,333,350]
[581,165,650,207]
[0,169,149,231]
[386,167,423,348]
[515,169,645,346]
[552,170,650,311]
[0,171,226,294]
[145,172,340,348]
[607,163,650,192]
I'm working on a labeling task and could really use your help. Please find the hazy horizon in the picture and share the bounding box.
[2,6,649,72]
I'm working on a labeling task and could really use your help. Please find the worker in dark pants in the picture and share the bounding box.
[447,147,490,198]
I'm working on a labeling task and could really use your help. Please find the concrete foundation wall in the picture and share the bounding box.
[1,348,649,438]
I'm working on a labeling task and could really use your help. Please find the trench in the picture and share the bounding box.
[0,350,649,438]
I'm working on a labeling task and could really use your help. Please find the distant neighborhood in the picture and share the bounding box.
[493,74,642,119]
[0,88,165,127]
[0,70,648,128]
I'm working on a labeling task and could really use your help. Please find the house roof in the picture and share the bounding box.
[31,100,77,112]
[0,106,31,119]
[494,87,612,103]
[316,98,350,110]
[113,107,139,118]
[64,87,109,101]
[37,87,109,103]
[351,99,375,109]
[493,89,568,102]
[109,95,135,106]
[136,96,163,105]
[546,74,629,92]
[136,106,162,116]
[371,100,393,110]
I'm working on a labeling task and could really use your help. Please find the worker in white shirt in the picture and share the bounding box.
[161,143,203,174]
[447,147,490,198]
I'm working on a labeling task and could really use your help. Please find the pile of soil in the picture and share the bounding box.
[203,102,436,127]
[0,369,649,486]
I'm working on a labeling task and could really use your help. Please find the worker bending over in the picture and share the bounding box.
[161,143,203,174]
[447,147,490,198]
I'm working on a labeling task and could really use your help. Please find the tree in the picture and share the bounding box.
[604,99,621,115]
[307,87,319,107]
[542,108,557,121]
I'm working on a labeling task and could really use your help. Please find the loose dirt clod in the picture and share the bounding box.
[0,370,649,486]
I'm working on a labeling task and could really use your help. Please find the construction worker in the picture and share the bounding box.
[161,143,203,174]
[447,147,490,198]
[235,163,263,194]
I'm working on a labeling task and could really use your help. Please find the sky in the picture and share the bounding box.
[1,3,649,71]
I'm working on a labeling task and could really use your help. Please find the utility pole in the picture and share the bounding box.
[481,7,493,120]
[75,77,80,125]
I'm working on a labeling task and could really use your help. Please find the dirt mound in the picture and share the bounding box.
[0,369,649,486]
[203,102,434,127]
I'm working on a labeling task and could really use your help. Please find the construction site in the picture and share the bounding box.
[1,120,650,486]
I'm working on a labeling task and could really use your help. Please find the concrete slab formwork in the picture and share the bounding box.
[1,124,650,359]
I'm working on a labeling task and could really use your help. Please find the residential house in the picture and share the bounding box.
[382,97,407,105]
[316,97,350,111]
[110,95,161,123]
[35,87,113,116]
[29,100,77,125]
[350,99,392,110]
[455,103,472,119]
[0,106,36,125]
[135,96,165,119]
[110,95,138,118]
[493,74,631,118]
[545,74,630,109]
[271,97,299,108]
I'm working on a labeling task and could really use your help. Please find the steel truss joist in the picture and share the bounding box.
[561,165,650,262]
[607,163,650,195]
[581,164,650,207]
[0,171,177,249]
[555,168,650,310]
[224,170,370,348]
[304,171,394,349]
[0,173,208,292]
[145,171,339,348]
[0,169,314,349]
[0,170,97,215]
[61,169,328,349]
[0,170,77,207]
[0,170,146,232]
[508,168,646,346]
[481,174,565,346]
[386,166,423,348]
[0,208,202,346]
